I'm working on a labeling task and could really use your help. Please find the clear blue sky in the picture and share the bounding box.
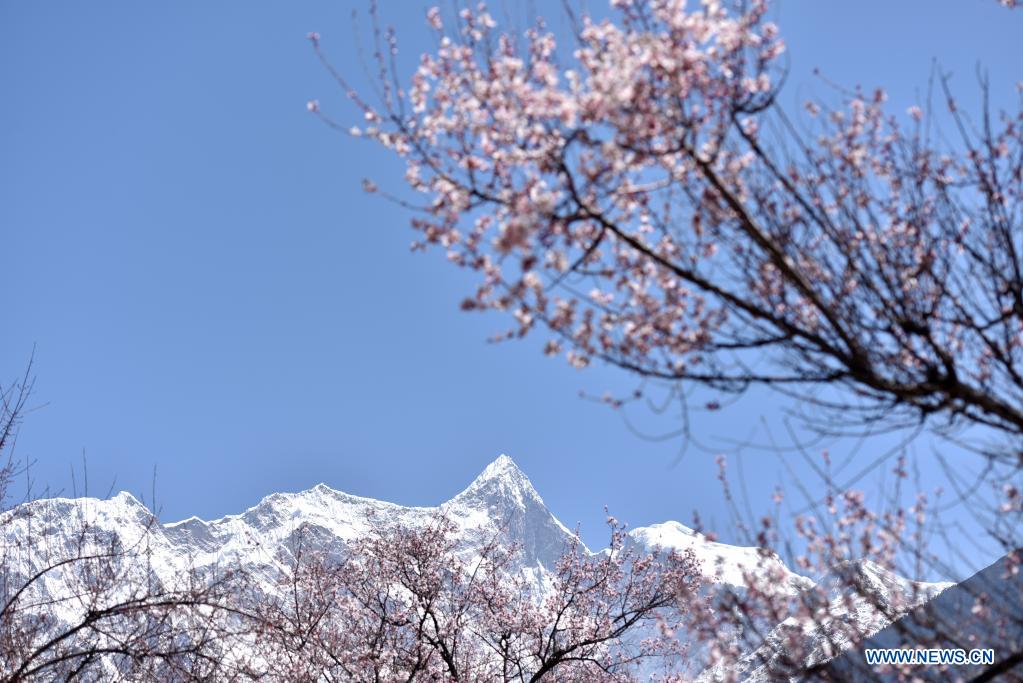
[1,1,1018,573]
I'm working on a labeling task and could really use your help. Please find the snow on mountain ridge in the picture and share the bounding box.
[2,454,962,681]
[449,453,545,514]
[817,558,952,603]
[4,456,944,596]
[1,455,572,613]
[143,454,576,573]
[627,521,815,594]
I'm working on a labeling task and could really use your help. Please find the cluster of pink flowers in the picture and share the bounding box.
[255,514,701,681]
[316,0,1023,441]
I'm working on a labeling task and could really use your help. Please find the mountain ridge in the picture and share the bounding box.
[2,454,960,681]
[5,454,952,591]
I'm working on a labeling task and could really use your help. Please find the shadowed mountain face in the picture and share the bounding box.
[1,455,959,681]
[822,552,1023,682]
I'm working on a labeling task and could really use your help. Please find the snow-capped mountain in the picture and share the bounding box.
[628,520,814,596]
[157,454,576,574]
[0,454,952,680]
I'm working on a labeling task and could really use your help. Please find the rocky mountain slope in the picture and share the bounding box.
[821,552,1022,681]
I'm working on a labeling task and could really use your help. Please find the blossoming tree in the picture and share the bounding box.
[255,514,700,681]
[307,0,1023,678]
[312,0,1023,453]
